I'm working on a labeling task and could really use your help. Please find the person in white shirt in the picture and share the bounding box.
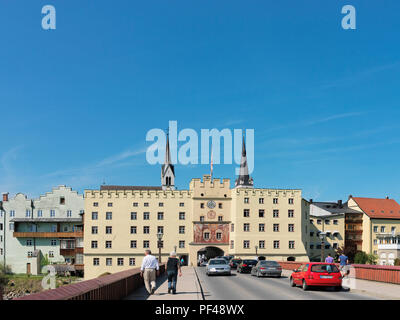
[140,250,160,294]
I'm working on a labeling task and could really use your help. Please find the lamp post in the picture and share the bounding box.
[0,201,5,271]
[319,232,326,262]
[255,245,258,257]
[157,232,163,263]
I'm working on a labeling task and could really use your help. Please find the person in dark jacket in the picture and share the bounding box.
[167,251,182,294]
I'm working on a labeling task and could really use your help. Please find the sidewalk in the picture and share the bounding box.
[282,270,400,300]
[125,266,203,300]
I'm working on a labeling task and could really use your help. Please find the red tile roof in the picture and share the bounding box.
[352,197,400,219]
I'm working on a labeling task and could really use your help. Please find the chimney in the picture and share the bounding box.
[348,194,353,199]
[309,199,313,203]
[338,200,343,207]
[386,196,390,200]
[2,192,9,202]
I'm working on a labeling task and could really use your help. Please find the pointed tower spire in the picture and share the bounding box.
[235,133,253,188]
[161,130,175,190]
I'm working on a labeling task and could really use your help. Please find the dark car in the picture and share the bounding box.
[229,259,242,270]
[237,259,258,273]
[251,260,282,278]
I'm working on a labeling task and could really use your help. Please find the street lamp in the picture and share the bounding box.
[255,245,258,257]
[157,232,163,263]
[319,232,326,262]
[0,201,5,271]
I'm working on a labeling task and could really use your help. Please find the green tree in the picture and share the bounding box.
[354,251,368,264]
[394,258,400,266]
[366,253,378,265]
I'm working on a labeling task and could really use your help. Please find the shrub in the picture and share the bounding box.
[394,258,400,266]
[354,251,368,264]
[366,253,378,265]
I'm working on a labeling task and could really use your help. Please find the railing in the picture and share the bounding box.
[15,264,165,300]
[277,261,400,285]
[13,231,83,238]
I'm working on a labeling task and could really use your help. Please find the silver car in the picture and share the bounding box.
[206,258,231,276]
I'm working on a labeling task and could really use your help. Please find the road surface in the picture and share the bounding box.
[195,267,376,300]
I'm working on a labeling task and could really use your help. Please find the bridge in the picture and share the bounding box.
[14,262,400,300]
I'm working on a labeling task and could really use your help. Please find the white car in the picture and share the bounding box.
[206,258,231,276]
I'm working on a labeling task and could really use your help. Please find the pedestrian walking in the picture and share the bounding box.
[140,250,159,295]
[325,253,334,263]
[338,253,349,277]
[167,251,182,294]
[180,257,185,266]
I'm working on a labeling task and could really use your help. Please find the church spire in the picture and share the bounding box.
[235,134,254,188]
[161,132,175,190]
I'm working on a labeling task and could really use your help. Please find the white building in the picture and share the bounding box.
[0,186,84,275]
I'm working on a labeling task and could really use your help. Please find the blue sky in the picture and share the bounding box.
[0,0,400,201]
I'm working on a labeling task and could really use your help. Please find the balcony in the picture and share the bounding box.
[60,247,84,256]
[13,231,83,238]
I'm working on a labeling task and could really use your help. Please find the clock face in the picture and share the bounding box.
[207,200,216,209]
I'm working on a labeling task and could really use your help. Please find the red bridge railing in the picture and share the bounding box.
[15,264,165,300]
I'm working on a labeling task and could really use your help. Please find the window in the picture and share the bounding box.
[106,258,112,266]
[244,197,249,204]
[179,226,185,234]
[143,212,150,220]
[204,232,210,240]
[130,240,137,248]
[288,210,294,218]
[200,203,204,209]
[49,251,54,258]
[158,226,164,234]
[107,202,113,207]
[159,202,164,207]
[289,241,295,249]
[273,198,278,204]
[310,232,314,237]
[259,209,265,218]
[105,226,112,234]
[9,210,15,217]
[333,243,338,249]
[243,240,250,249]
[105,241,112,249]
[91,241,98,249]
[50,239,57,246]
[179,212,185,220]
[259,198,264,204]
[144,203,149,207]
[93,202,98,207]
[26,210,31,217]
[243,209,250,217]
[218,216,223,222]
[333,220,338,225]
[37,210,43,217]
[179,202,185,207]
[373,226,378,232]
[288,224,295,232]
[133,202,138,207]
[67,210,72,217]
[273,240,280,249]
[26,239,33,246]
[259,224,265,232]
[325,220,330,225]
[273,210,279,218]
[9,223,14,231]
[117,258,124,266]
[317,219,322,225]
[143,226,150,234]
[392,227,396,233]
[93,258,100,266]
[60,197,65,205]
[158,241,164,249]
[27,251,33,258]
[230,240,234,249]
[374,239,378,245]
[310,244,314,249]
[273,224,279,232]
[259,240,265,249]
[92,212,98,220]
[200,216,205,222]
[216,232,222,240]
[179,241,185,248]
[143,241,150,248]
[129,258,136,266]
[106,212,112,220]
[288,198,294,204]
[92,226,98,234]
[310,219,314,224]
[218,203,223,209]
[158,212,164,220]
[231,224,234,232]
[381,226,385,233]
[243,223,250,232]
[51,225,56,232]
[131,212,137,220]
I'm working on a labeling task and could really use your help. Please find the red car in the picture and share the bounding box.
[289,262,342,291]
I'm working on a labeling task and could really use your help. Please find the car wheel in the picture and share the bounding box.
[289,277,296,287]
[334,286,342,292]
[302,280,309,291]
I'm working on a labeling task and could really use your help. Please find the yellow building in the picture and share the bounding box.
[83,136,309,279]
[347,196,400,256]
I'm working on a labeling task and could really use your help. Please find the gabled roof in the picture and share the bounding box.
[309,201,359,217]
[351,197,400,219]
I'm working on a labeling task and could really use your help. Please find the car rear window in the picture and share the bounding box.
[243,260,257,264]
[311,264,339,273]
[260,261,280,266]
[209,259,227,265]
[232,259,242,263]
